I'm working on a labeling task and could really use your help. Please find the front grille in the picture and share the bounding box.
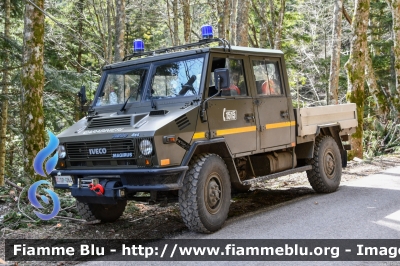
[66,139,136,160]
[87,116,132,128]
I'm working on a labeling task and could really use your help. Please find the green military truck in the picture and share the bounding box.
[51,31,357,233]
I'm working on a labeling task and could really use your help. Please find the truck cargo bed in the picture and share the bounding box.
[296,103,357,137]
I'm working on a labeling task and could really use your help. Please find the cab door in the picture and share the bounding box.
[206,55,257,155]
[250,57,293,150]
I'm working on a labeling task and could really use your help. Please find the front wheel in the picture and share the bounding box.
[306,135,342,193]
[179,153,231,233]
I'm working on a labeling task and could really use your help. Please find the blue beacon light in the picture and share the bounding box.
[201,25,213,39]
[133,39,145,53]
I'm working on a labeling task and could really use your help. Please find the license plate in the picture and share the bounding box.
[55,175,73,185]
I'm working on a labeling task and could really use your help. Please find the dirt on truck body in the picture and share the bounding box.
[51,35,357,233]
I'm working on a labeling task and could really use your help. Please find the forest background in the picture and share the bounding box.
[0,0,399,186]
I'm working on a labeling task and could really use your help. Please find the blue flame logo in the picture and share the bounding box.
[33,130,59,177]
[29,130,60,220]
[28,180,61,220]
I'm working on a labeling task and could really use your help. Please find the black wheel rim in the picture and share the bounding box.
[204,172,223,214]
[324,149,336,179]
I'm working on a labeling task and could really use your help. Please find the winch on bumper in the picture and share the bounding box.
[50,166,188,204]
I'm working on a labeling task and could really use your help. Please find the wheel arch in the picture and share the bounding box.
[181,138,247,192]
[296,125,347,167]
[317,125,347,167]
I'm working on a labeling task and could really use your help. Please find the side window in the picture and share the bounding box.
[252,60,283,96]
[209,57,248,97]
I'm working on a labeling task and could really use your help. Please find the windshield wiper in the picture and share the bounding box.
[149,95,157,110]
[118,95,132,114]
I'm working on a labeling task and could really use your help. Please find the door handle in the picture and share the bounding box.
[280,111,289,118]
[244,113,255,122]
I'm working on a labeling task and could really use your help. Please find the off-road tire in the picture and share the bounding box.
[179,153,231,233]
[306,135,342,193]
[76,200,127,222]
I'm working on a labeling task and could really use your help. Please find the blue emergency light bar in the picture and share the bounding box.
[201,25,213,39]
[133,39,145,53]
[123,26,230,61]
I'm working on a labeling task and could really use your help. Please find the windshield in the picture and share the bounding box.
[95,66,148,107]
[147,56,204,99]
[94,55,205,107]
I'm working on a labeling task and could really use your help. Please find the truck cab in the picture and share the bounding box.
[51,34,357,233]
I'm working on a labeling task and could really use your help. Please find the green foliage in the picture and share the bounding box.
[0,184,78,230]
[0,0,24,18]
[363,119,400,158]
[125,201,139,213]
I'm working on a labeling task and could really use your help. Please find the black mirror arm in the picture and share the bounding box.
[200,75,221,123]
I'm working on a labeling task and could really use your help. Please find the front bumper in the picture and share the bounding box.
[50,166,188,204]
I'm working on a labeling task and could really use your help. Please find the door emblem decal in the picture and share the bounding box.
[223,108,237,121]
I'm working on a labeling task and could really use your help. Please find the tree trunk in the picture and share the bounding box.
[77,0,84,73]
[107,0,114,63]
[114,0,126,101]
[259,0,268,48]
[88,0,107,61]
[223,0,230,40]
[173,0,179,45]
[114,0,125,62]
[0,0,11,186]
[21,0,46,181]
[344,5,388,117]
[344,0,370,159]
[386,0,400,117]
[365,45,388,117]
[274,0,285,50]
[75,0,84,122]
[251,0,270,47]
[166,0,175,43]
[216,0,229,39]
[236,0,250,46]
[217,0,223,38]
[328,0,343,105]
[269,0,276,44]
[230,0,238,45]
[181,0,191,43]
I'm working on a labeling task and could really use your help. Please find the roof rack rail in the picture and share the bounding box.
[123,38,231,61]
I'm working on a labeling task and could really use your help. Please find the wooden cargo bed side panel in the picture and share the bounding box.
[296,103,357,137]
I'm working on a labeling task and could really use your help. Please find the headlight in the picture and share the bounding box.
[58,145,66,159]
[139,140,153,156]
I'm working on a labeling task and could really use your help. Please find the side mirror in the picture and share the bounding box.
[214,68,229,89]
[200,68,230,123]
[78,85,87,105]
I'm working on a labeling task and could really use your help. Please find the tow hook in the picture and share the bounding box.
[88,183,104,196]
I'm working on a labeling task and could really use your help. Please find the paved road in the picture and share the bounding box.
[79,166,400,266]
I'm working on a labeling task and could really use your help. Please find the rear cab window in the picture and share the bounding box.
[252,59,284,96]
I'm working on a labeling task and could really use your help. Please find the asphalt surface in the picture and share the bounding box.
[78,166,400,266]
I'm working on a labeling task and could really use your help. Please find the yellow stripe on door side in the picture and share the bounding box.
[265,121,296,129]
[216,126,257,136]
[192,132,206,139]
[193,122,294,139]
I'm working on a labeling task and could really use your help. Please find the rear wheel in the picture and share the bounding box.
[306,135,342,193]
[76,200,127,222]
[179,153,231,233]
